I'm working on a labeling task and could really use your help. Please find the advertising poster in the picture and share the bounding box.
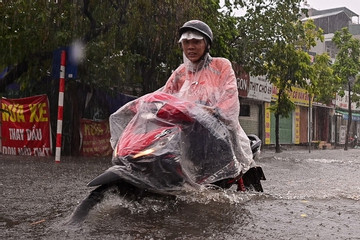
[339,125,347,144]
[1,94,52,156]
[295,106,300,144]
[264,102,271,144]
[80,118,112,157]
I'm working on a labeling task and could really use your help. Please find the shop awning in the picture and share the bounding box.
[335,110,360,121]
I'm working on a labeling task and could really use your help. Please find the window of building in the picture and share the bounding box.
[240,104,250,116]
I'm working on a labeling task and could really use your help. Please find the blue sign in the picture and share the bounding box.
[52,47,78,79]
[341,111,360,122]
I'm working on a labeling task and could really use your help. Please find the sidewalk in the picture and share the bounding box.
[260,145,360,160]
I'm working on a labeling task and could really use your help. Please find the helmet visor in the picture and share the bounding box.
[178,31,204,43]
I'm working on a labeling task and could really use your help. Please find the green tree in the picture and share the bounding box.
[222,1,325,152]
[332,27,360,150]
[0,0,235,155]
[255,16,322,152]
[229,0,307,75]
[298,20,338,151]
[0,0,315,96]
[301,53,338,152]
[266,42,313,152]
[0,1,81,93]
[0,0,232,96]
[311,54,339,104]
[1,0,322,155]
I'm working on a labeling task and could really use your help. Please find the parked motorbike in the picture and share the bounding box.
[67,92,265,225]
[349,135,359,148]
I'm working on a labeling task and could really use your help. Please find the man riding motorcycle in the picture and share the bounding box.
[109,20,258,191]
[67,20,265,225]
[161,19,255,174]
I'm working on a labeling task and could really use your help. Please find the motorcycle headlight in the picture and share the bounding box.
[132,128,179,160]
[133,148,155,159]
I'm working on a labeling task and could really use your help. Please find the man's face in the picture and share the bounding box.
[181,38,206,63]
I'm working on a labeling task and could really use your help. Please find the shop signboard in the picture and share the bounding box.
[247,76,272,102]
[1,95,52,156]
[79,118,112,157]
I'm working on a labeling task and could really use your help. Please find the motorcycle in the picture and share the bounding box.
[349,135,359,148]
[67,92,265,225]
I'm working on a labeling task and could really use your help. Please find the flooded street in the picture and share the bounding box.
[1,148,360,239]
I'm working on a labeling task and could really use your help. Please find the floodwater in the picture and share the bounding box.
[1,148,360,240]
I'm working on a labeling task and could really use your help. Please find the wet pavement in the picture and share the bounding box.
[1,148,360,239]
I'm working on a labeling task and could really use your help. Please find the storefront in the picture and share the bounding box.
[240,75,272,141]
[233,64,264,138]
[235,70,339,147]
[265,86,310,145]
[334,109,360,144]
[334,91,360,145]
[312,104,333,143]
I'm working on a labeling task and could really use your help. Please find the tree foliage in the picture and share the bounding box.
[0,1,81,92]
[1,0,337,154]
[311,54,339,104]
[218,2,327,152]
[332,27,360,94]
[1,0,320,97]
[0,0,230,96]
[229,0,307,75]
[262,18,323,152]
[299,20,338,104]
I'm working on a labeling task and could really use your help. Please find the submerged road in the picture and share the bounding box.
[1,148,360,239]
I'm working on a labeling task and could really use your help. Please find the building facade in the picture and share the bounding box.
[234,7,360,148]
[304,7,360,146]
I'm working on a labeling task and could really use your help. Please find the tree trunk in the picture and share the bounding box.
[275,90,282,153]
[344,84,352,150]
[275,112,281,153]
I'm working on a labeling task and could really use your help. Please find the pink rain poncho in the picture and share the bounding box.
[109,53,255,191]
[161,53,255,171]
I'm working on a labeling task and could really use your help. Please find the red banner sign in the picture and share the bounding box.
[232,63,249,97]
[1,95,52,156]
[80,118,112,157]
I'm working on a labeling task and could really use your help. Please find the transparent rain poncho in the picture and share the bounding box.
[108,53,255,193]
